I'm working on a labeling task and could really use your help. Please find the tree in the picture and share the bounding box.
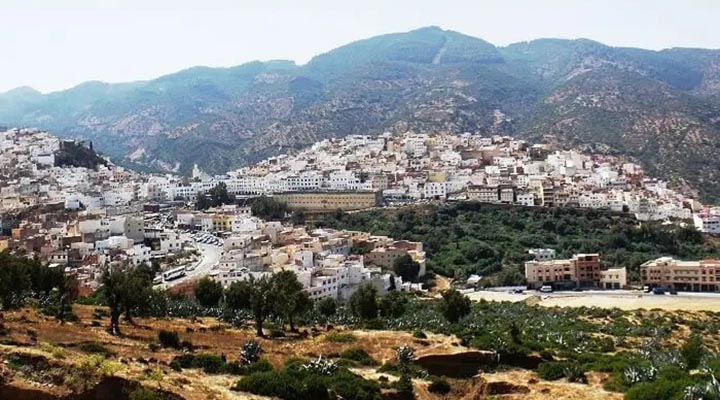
[349,283,378,320]
[251,196,288,220]
[209,182,232,206]
[393,255,420,282]
[379,290,408,318]
[0,254,31,309]
[100,266,154,336]
[681,334,704,370]
[271,271,311,331]
[195,277,223,308]
[395,345,416,399]
[438,289,471,323]
[290,210,306,226]
[195,192,212,210]
[195,183,232,210]
[55,273,79,322]
[225,281,253,310]
[316,297,337,316]
[226,276,277,337]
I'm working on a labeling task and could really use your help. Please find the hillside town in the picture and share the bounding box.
[168,132,696,222]
[2,126,720,298]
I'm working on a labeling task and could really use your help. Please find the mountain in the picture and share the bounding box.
[2,26,720,200]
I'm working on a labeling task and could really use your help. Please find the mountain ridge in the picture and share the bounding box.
[2,26,720,200]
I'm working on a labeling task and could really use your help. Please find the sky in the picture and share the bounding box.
[1,0,719,93]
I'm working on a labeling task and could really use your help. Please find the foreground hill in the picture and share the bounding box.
[2,27,720,200]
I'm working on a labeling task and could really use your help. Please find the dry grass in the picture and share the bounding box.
[0,304,695,399]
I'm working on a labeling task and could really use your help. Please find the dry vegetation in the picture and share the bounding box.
[0,304,642,400]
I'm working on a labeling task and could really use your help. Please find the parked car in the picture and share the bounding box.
[539,285,553,293]
[652,288,666,295]
[669,290,678,295]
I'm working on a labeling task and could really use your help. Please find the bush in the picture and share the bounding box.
[412,330,427,339]
[317,297,337,317]
[242,358,274,374]
[538,361,573,381]
[78,342,116,358]
[128,388,160,400]
[234,364,382,400]
[324,332,357,343]
[240,341,262,365]
[681,334,704,370]
[158,330,181,349]
[394,375,413,398]
[428,376,451,394]
[625,377,694,400]
[173,353,240,375]
[340,348,378,366]
[194,277,224,308]
[349,284,378,320]
[169,360,182,372]
[438,289,471,323]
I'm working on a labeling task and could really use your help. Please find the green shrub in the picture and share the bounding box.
[128,388,160,400]
[412,330,427,339]
[428,376,451,394]
[339,348,377,366]
[625,377,693,400]
[538,361,577,381]
[172,353,241,375]
[158,330,181,349]
[240,358,274,374]
[324,332,357,343]
[234,364,381,400]
[78,342,116,358]
[681,334,704,370]
[317,297,337,316]
[169,360,182,372]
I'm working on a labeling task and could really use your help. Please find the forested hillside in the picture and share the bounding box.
[317,203,720,284]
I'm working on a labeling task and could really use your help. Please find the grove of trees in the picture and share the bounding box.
[317,202,719,283]
[0,251,78,320]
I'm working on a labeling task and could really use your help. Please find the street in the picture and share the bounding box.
[155,239,222,289]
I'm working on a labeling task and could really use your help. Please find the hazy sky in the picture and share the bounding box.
[2,0,718,93]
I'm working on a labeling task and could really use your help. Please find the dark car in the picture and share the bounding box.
[572,287,583,292]
[669,290,678,295]
[652,288,666,295]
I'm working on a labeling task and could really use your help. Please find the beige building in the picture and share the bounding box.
[525,253,627,289]
[641,257,720,292]
[273,191,382,212]
[363,239,426,277]
[598,267,628,289]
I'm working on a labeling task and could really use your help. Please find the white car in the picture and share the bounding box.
[539,285,553,293]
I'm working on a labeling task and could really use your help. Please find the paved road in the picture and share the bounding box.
[156,241,223,288]
[466,288,720,311]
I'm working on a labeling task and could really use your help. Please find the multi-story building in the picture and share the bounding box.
[363,239,426,277]
[424,182,447,200]
[528,248,556,261]
[693,213,720,234]
[641,257,720,292]
[524,253,626,289]
[467,185,499,203]
[273,191,382,212]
